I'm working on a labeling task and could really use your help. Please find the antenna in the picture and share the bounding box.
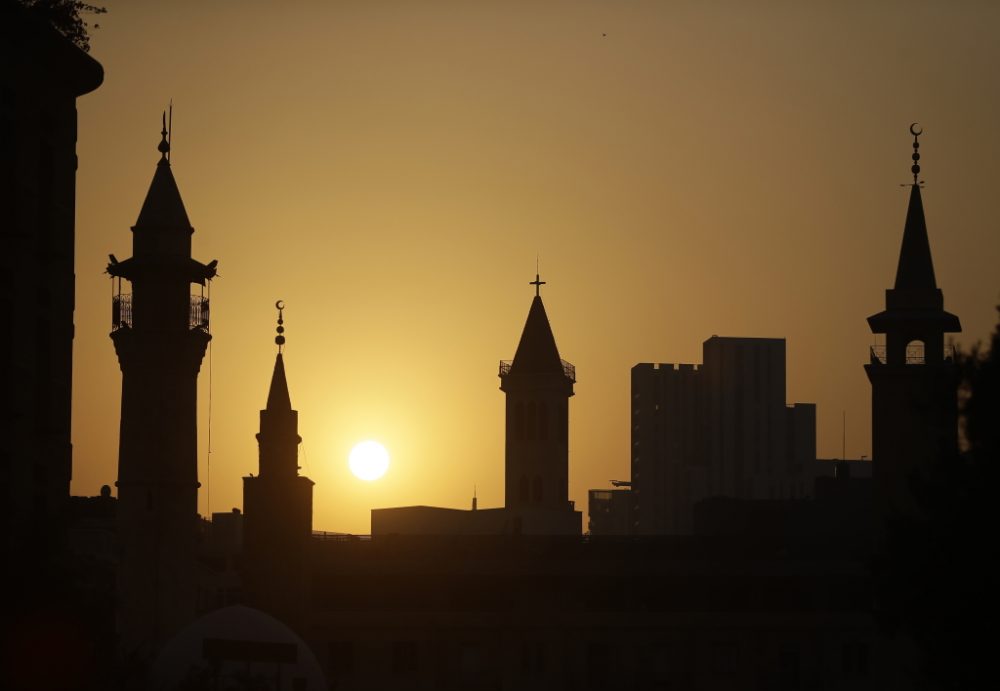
[842,410,846,460]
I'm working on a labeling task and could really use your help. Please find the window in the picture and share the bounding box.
[538,402,548,440]
[514,402,524,439]
[526,401,537,440]
[519,475,529,504]
[533,476,543,503]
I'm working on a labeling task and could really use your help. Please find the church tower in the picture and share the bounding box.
[866,125,961,520]
[243,303,313,632]
[500,274,576,513]
[108,116,217,652]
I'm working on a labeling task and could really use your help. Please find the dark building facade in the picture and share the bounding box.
[1,2,103,566]
[865,131,961,522]
[630,338,816,534]
[108,126,217,653]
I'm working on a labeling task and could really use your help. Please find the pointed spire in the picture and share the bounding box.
[266,302,292,411]
[266,354,292,411]
[134,115,190,232]
[894,183,938,293]
[509,290,564,377]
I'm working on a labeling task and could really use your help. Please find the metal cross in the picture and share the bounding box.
[530,273,546,296]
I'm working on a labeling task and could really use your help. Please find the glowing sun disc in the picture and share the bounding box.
[349,440,389,481]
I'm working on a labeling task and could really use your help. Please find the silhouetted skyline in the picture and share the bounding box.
[70,1,1000,534]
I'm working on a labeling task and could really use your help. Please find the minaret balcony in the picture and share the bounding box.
[110,293,210,332]
[499,359,576,382]
[869,343,954,365]
[112,294,132,331]
[190,295,210,331]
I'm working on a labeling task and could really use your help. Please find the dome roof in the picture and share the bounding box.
[151,605,326,691]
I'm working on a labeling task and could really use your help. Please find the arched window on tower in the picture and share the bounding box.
[533,476,543,503]
[906,340,925,365]
[519,475,529,504]
[514,402,525,440]
[538,402,549,441]
[526,401,537,440]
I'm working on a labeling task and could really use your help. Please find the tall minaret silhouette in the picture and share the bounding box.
[500,273,576,511]
[108,115,217,653]
[866,124,961,520]
[243,303,313,631]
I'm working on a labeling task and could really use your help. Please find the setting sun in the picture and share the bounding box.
[349,440,390,481]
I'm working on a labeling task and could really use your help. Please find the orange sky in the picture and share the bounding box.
[71,1,1000,534]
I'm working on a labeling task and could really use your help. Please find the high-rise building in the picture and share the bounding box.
[865,128,961,521]
[631,338,816,534]
[108,123,217,653]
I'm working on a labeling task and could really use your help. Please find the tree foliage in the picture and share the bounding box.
[18,0,107,52]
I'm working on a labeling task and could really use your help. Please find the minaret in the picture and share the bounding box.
[243,302,314,632]
[108,115,217,653]
[866,124,961,520]
[499,273,576,513]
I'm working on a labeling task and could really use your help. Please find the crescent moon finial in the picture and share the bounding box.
[908,123,923,184]
[274,301,286,352]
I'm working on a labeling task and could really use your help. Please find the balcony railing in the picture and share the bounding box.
[191,295,210,331]
[499,359,576,382]
[112,294,132,331]
[869,344,954,365]
[110,294,209,332]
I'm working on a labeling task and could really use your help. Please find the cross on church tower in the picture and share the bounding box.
[530,273,546,296]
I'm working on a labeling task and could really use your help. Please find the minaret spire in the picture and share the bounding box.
[266,301,292,412]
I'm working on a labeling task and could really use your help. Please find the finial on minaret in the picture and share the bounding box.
[158,110,170,163]
[275,300,286,353]
[909,122,923,184]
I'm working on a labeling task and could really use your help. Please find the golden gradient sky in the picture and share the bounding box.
[71,1,1000,534]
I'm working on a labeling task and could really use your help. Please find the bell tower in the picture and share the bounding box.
[108,116,217,653]
[499,273,576,512]
[866,125,961,520]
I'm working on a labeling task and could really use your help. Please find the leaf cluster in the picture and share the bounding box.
[17,0,107,52]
